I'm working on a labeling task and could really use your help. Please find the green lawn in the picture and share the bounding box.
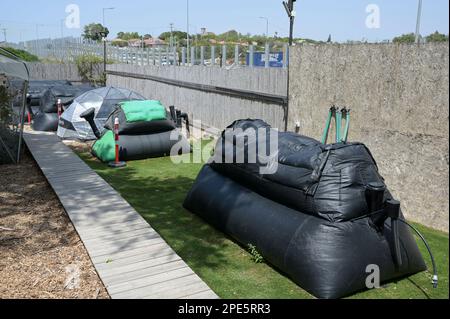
[75,144,449,299]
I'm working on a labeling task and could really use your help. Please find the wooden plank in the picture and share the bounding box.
[90,242,173,264]
[100,255,184,280]
[23,132,218,300]
[87,237,166,258]
[115,273,202,299]
[79,222,152,240]
[155,282,213,300]
[107,266,193,295]
[94,247,177,272]
[184,290,220,299]
[104,262,188,288]
[83,228,158,246]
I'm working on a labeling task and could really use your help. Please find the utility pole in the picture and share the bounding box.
[102,7,115,26]
[186,0,191,65]
[259,17,269,39]
[170,23,174,50]
[415,0,423,44]
[1,28,7,42]
[60,19,64,38]
[282,0,297,132]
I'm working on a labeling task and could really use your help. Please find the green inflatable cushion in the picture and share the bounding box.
[92,130,116,163]
[120,100,167,123]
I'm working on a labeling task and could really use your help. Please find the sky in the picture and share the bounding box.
[0,0,448,43]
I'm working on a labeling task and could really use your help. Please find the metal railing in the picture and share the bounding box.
[7,37,289,68]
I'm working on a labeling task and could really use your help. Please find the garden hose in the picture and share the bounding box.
[398,219,439,288]
[352,198,438,289]
[321,106,336,144]
[335,108,342,143]
[341,108,351,143]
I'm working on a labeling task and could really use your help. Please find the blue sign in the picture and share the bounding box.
[246,52,284,67]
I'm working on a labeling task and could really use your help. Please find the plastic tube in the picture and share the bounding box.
[80,107,101,139]
[335,108,342,143]
[321,106,335,144]
[342,109,350,143]
[398,219,438,288]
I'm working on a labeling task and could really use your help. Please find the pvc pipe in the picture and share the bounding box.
[321,108,334,144]
[335,109,342,143]
[57,98,62,118]
[114,117,120,163]
[342,111,350,143]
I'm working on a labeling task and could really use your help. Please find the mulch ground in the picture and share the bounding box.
[0,150,109,299]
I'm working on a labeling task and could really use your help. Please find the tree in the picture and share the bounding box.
[220,30,239,42]
[143,34,152,39]
[392,33,415,44]
[426,31,449,42]
[327,34,332,43]
[83,23,109,42]
[159,31,188,41]
[75,54,107,85]
[117,32,141,40]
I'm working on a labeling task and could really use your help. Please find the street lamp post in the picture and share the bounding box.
[283,0,297,46]
[186,0,190,65]
[102,7,115,26]
[415,0,423,44]
[259,17,269,39]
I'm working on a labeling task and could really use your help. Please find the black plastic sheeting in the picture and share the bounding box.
[104,107,176,135]
[32,85,93,132]
[212,119,388,222]
[184,165,426,299]
[183,119,426,299]
[93,130,191,162]
[39,85,93,113]
[31,112,59,132]
[11,80,73,107]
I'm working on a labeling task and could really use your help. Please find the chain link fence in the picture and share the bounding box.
[0,49,28,165]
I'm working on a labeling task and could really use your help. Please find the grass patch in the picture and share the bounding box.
[75,145,448,299]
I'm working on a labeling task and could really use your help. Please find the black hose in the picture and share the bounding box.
[398,219,438,288]
[180,112,190,138]
[169,105,177,123]
[80,107,101,139]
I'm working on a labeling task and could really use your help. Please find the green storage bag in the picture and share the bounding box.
[121,100,167,123]
[92,130,116,163]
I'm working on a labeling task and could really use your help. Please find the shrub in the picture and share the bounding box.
[0,47,39,62]
[247,244,264,264]
[0,85,12,124]
[75,54,105,86]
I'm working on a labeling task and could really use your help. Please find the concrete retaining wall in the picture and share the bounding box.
[106,64,288,132]
[26,63,101,82]
[288,43,449,232]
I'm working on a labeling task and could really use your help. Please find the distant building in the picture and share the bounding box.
[128,38,144,48]
[143,38,166,47]
[200,27,215,37]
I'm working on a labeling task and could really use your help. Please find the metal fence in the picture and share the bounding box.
[8,37,289,68]
[0,79,27,165]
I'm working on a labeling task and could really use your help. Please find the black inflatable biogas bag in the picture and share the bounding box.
[104,102,176,135]
[92,100,190,162]
[184,119,428,299]
[32,85,92,132]
[211,120,386,222]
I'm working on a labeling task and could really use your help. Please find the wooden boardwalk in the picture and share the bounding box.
[23,131,218,299]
